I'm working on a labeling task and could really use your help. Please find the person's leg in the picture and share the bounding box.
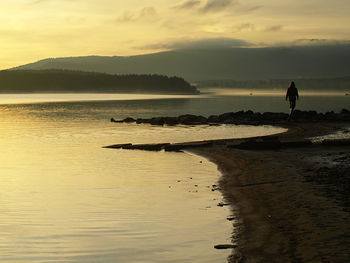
[289,99,296,115]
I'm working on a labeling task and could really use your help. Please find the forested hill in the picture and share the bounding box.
[0,70,199,94]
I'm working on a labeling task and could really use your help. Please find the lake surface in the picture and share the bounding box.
[0,91,347,263]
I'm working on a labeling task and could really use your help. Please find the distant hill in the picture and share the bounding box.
[0,70,199,94]
[10,45,350,81]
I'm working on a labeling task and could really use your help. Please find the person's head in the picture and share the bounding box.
[289,81,295,88]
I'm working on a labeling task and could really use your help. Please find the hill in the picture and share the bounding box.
[0,70,199,94]
[10,45,350,82]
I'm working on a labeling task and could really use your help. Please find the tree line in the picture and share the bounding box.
[0,70,199,94]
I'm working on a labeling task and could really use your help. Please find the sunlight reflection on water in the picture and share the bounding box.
[0,97,286,263]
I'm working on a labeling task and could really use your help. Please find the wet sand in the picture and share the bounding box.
[191,123,350,263]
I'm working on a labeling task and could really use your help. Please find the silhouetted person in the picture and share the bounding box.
[286,81,299,115]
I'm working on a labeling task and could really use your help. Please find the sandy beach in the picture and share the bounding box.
[192,123,350,263]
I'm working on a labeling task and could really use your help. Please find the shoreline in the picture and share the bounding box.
[190,122,350,262]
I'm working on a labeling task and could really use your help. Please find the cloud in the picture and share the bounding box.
[271,39,350,47]
[264,25,283,32]
[173,0,201,10]
[32,0,46,3]
[291,39,350,46]
[30,0,48,4]
[140,7,157,18]
[116,6,157,23]
[234,23,255,32]
[200,0,237,13]
[117,11,135,22]
[140,37,251,50]
[246,5,263,12]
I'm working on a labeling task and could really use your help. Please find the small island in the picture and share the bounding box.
[0,70,199,95]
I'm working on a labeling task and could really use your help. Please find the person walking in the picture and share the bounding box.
[286,81,299,115]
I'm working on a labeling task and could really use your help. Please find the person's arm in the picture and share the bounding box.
[286,89,289,101]
[296,88,299,99]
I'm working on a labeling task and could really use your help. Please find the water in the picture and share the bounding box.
[310,127,350,142]
[0,91,346,263]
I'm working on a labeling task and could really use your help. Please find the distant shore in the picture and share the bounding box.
[191,122,350,262]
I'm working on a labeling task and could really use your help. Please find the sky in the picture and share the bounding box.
[1,0,349,69]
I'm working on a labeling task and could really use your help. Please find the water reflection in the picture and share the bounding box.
[0,101,288,263]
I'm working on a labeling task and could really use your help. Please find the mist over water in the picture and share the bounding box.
[0,91,346,262]
[0,89,348,114]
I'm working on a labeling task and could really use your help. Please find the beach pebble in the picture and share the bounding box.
[214,244,237,249]
[217,202,229,207]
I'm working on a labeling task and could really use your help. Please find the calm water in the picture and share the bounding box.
[0,91,347,263]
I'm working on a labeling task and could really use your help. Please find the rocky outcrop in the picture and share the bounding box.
[111,109,350,126]
[103,143,132,149]
[103,138,350,152]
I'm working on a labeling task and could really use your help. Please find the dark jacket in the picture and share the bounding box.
[286,86,299,101]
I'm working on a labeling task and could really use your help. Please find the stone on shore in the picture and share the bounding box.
[122,117,135,123]
[177,114,207,125]
[164,142,213,152]
[122,143,170,151]
[111,109,350,126]
[103,143,132,149]
[214,244,237,249]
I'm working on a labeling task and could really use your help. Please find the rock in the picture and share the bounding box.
[211,185,220,191]
[122,143,169,151]
[341,108,350,114]
[164,117,179,125]
[149,117,166,125]
[112,109,350,126]
[163,144,184,152]
[207,115,220,123]
[103,143,132,149]
[324,111,336,121]
[218,112,237,122]
[178,114,207,125]
[214,244,237,249]
[164,142,213,152]
[123,117,135,123]
[262,112,289,122]
[136,118,149,124]
[217,202,229,207]
[292,110,318,121]
[110,118,123,123]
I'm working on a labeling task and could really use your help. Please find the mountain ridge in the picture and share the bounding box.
[10,45,350,82]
